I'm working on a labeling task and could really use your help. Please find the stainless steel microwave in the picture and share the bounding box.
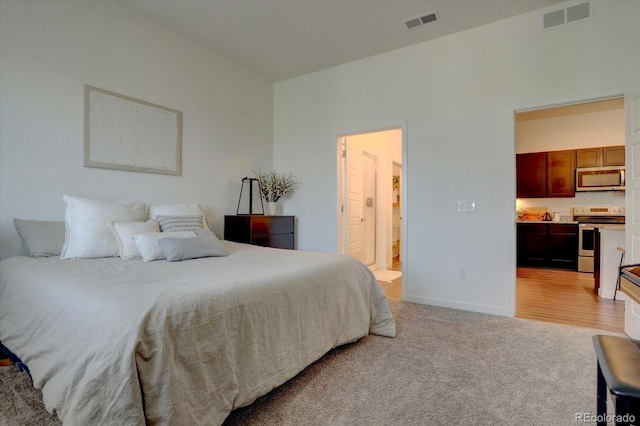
[576,166,625,191]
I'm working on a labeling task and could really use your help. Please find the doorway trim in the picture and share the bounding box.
[392,160,402,264]
[362,151,377,266]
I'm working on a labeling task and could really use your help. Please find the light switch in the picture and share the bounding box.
[458,200,476,213]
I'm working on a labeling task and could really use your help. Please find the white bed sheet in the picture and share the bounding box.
[0,241,395,425]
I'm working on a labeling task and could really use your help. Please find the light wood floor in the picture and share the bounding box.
[516,267,625,333]
[378,261,625,333]
[376,257,403,299]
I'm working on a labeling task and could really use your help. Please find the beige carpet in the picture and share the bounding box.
[372,269,402,283]
[0,298,618,425]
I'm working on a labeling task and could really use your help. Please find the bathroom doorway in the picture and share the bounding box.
[337,127,403,290]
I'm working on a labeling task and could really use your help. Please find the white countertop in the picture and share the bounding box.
[595,224,625,231]
[516,220,579,224]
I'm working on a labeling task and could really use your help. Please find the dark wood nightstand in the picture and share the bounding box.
[0,342,14,367]
[224,215,295,249]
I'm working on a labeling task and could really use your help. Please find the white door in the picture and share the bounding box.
[625,92,640,338]
[346,140,364,262]
[362,152,377,265]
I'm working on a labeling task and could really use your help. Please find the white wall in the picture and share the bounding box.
[273,0,640,316]
[516,191,627,221]
[516,105,625,154]
[0,1,274,258]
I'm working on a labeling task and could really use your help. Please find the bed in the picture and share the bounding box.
[0,239,396,425]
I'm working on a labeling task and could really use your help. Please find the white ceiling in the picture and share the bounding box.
[120,0,564,82]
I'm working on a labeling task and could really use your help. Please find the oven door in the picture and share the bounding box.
[578,224,596,256]
[578,223,596,273]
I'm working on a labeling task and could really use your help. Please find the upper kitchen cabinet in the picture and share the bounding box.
[516,152,547,198]
[516,150,575,198]
[576,148,600,167]
[576,145,625,168]
[547,150,576,197]
[603,146,625,166]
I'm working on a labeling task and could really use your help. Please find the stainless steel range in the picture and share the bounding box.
[573,206,626,273]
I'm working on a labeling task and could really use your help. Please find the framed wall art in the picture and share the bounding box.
[84,85,182,175]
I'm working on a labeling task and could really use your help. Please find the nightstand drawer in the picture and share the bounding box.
[250,216,294,235]
[252,234,294,249]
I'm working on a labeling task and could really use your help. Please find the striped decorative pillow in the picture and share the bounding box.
[156,215,204,232]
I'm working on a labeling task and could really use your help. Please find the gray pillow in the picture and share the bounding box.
[194,228,215,237]
[158,236,228,262]
[14,219,66,257]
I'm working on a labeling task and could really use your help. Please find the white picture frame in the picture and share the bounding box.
[84,85,182,176]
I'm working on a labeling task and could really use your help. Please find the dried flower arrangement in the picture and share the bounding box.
[253,170,298,202]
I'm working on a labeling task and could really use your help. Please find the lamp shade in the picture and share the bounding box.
[236,177,264,215]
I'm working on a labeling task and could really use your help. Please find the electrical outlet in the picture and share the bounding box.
[457,267,467,280]
[458,200,476,213]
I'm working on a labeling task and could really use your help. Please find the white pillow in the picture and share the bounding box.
[110,221,160,260]
[61,195,146,259]
[148,203,208,228]
[132,231,197,262]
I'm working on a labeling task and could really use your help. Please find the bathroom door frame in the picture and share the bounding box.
[337,126,405,271]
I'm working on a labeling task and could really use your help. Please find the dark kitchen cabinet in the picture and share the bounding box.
[224,215,295,249]
[603,146,625,166]
[576,147,601,168]
[517,223,547,268]
[547,224,579,269]
[517,223,578,270]
[516,152,547,198]
[576,145,625,167]
[516,150,575,198]
[547,150,576,197]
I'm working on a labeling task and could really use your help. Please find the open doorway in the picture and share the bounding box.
[337,127,403,298]
[514,96,626,333]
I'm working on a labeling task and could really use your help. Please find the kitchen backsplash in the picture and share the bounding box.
[516,191,626,219]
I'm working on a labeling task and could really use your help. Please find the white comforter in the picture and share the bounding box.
[0,241,395,425]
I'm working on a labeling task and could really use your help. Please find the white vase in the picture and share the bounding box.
[266,201,277,216]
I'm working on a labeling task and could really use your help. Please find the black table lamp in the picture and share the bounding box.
[236,177,264,215]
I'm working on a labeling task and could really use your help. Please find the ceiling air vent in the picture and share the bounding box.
[542,1,592,30]
[567,1,591,23]
[403,11,439,30]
